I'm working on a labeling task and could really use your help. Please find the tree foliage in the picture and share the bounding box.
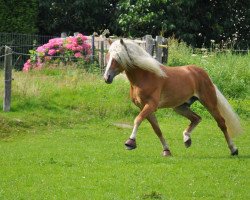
[0,0,38,33]
[0,0,249,48]
[38,0,120,36]
[118,0,250,48]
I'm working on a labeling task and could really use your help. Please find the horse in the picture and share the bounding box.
[103,38,242,157]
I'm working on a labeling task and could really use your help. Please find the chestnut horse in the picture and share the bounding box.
[104,39,242,156]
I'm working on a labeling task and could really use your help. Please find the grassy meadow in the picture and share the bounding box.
[0,41,249,199]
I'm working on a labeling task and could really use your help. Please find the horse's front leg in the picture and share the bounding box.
[147,113,171,156]
[125,103,156,150]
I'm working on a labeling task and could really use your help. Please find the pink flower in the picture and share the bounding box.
[76,46,83,51]
[48,49,56,55]
[65,43,74,50]
[36,46,46,53]
[76,33,88,43]
[48,38,63,48]
[66,37,75,44]
[35,59,43,69]
[74,52,82,58]
[71,46,78,51]
[83,43,91,49]
[23,59,32,71]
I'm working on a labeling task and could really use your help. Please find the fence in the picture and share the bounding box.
[0,32,169,72]
[2,46,12,111]
[0,32,57,70]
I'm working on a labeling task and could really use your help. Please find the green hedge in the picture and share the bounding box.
[0,0,38,34]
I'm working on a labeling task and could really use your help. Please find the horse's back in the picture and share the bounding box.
[159,65,214,108]
[165,65,213,88]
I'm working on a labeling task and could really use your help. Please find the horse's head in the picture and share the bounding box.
[103,39,125,84]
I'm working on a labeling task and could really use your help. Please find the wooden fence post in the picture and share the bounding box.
[145,35,154,56]
[162,38,168,64]
[91,34,95,63]
[3,46,12,112]
[155,36,163,63]
[74,32,79,36]
[100,40,104,72]
[61,32,67,38]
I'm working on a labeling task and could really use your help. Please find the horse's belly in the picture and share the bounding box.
[158,98,182,108]
[158,92,196,108]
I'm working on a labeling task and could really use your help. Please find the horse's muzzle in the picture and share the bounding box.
[104,75,113,84]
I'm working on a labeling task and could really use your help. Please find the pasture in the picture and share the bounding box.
[0,45,249,199]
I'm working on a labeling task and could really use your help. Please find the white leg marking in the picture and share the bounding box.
[183,130,191,143]
[229,140,237,152]
[130,123,139,140]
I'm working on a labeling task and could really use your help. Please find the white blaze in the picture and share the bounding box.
[104,56,113,80]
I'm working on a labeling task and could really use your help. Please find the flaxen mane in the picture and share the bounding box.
[109,39,166,77]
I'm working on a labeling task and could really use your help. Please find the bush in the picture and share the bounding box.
[23,33,91,71]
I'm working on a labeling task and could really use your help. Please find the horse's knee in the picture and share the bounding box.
[193,115,202,124]
[134,116,143,126]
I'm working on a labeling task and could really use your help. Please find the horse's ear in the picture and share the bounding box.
[120,39,124,45]
[107,38,112,45]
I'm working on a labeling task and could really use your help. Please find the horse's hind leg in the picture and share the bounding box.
[204,105,238,155]
[147,113,171,156]
[174,104,201,148]
[199,91,238,155]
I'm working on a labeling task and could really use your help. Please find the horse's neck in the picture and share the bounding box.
[125,68,155,86]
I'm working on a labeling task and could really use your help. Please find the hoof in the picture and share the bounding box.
[231,148,238,156]
[184,138,192,148]
[163,149,172,157]
[125,138,136,150]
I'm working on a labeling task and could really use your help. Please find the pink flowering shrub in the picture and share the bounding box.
[23,33,91,71]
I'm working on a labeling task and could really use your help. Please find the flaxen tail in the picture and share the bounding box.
[214,85,243,137]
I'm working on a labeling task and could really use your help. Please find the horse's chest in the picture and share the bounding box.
[130,87,147,107]
[130,89,141,106]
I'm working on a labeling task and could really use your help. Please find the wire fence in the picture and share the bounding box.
[0,36,168,73]
[0,48,93,70]
[0,32,58,70]
[1,32,248,72]
[0,32,109,71]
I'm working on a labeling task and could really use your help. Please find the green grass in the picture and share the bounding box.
[0,114,249,199]
[0,46,249,199]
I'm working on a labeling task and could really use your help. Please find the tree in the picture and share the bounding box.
[0,0,38,34]
[38,0,120,36]
[117,0,250,48]
[1,0,248,49]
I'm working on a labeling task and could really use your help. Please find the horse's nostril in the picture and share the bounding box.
[106,75,113,84]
